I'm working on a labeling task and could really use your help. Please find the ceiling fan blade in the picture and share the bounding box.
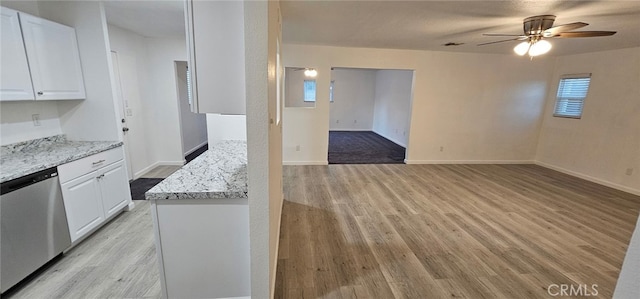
[553,31,617,38]
[543,22,588,37]
[482,33,526,37]
[477,38,520,46]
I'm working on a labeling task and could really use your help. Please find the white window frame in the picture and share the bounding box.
[553,73,591,119]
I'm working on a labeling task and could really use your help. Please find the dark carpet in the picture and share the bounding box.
[328,131,406,164]
[185,143,208,163]
[129,178,164,200]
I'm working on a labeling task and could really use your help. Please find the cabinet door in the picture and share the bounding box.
[0,7,35,101]
[186,0,245,114]
[98,161,132,219]
[19,13,85,100]
[60,172,104,242]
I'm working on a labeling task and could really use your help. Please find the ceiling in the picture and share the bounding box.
[281,0,640,56]
[100,1,640,55]
[103,1,184,38]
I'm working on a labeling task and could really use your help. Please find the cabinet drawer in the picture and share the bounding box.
[58,147,124,183]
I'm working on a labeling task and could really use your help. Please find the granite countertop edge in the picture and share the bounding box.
[146,191,249,201]
[145,140,248,201]
[1,138,123,183]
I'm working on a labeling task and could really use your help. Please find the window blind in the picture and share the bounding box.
[554,75,591,118]
[186,66,193,106]
[304,80,316,102]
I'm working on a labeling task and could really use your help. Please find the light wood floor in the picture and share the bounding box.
[139,165,181,179]
[4,200,161,299]
[275,164,640,298]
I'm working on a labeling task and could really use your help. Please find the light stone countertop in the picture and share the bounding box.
[145,140,248,200]
[1,135,122,183]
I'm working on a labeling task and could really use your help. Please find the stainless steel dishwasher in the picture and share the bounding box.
[1,167,72,294]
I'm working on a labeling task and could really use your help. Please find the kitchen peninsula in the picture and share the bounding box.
[146,140,249,299]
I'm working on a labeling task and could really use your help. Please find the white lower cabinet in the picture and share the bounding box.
[60,171,104,242]
[152,199,250,298]
[58,148,132,243]
[99,161,130,218]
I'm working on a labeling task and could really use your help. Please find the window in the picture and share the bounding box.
[329,80,335,102]
[554,74,591,118]
[186,66,193,106]
[304,80,316,102]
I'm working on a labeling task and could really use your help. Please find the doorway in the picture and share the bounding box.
[174,61,208,163]
[111,51,135,179]
[328,67,414,164]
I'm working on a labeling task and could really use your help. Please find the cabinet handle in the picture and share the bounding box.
[97,174,105,179]
[92,160,106,165]
[37,91,43,96]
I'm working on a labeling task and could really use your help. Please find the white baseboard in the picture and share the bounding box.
[133,160,186,179]
[329,128,372,132]
[535,161,640,196]
[405,159,535,165]
[134,162,159,180]
[270,197,285,299]
[283,161,328,166]
[184,141,208,156]
[371,129,407,148]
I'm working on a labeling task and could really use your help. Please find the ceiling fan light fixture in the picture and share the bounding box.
[513,41,530,56]
[304,69,318,77]
[528,40,552,56]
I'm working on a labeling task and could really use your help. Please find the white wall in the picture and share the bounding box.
[108,24,153,178]
[283,44,554,165]
[143,37,188,165]
[372,69,414,147]
[0,101,62,145]
[615,215,640,298]
[206,114,246,143]
[329,68,377,131]
[175,61,207,155]
[0,1,39,16]
[244,1,283,297]
[536,47,640,195]
[108,25,190,173]
[284,67,315,108]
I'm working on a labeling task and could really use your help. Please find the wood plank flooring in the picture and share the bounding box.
[3,200,161,299]
[140,165,181,179]
[275,164,640,298]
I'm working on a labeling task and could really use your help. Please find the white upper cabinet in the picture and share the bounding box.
[185,0,246,114]
[20,13,86,100]
[0,7,86,102]
[0,7,35,101]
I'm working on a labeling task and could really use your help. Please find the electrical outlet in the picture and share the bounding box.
[295,145,301,152]
[626,168,634,176]
[439,146,444,152]
[32,114,41,126]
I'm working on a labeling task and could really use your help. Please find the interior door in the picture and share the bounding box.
[110,51,134,180]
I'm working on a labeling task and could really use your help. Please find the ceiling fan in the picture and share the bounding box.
[478,15,616,56]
